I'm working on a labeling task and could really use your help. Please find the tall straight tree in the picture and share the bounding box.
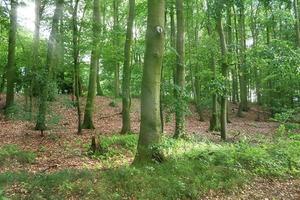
[237,2,248,117]
[121,0,135,134]
[216,8,229,140]
[207,1,220,131]
[134,0,165,163]
[30,0,41,115]
[72,0,82,134]
[113,0,120,98]
[294,0,300,47]
[36,0,63,132]
[82,0,101,129]
[174,0,185,138]
[5,0,17,113]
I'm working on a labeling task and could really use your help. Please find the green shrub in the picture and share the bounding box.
[92,134,138,159]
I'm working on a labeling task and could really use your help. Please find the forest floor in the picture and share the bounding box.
[0,95,299,199]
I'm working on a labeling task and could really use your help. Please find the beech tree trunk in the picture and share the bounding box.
[216,13,228,141]
[36,0,63,131]
[72,0,82,134]
[5,0,17,113]
[174,0,185,138]
[82,0,101,129]
[121,0,135,134]
[134,0,165,163]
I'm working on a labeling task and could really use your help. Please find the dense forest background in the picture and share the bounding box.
[0,0,300,199]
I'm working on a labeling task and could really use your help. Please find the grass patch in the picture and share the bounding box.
[1,137,299,199]
[0,145,36,166]
[90,134,138,160]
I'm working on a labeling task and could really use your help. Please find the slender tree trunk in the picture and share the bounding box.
[36,0,63,132]
[170,4,176,94]
[121,0,135,134]
[96,64,104,96]
[82,0,101,129]
[113,0,120,98]
[30,0,41,118]
[134,0,165,163]
[174,0,185,139]
[72,0,82,134]
[216,13,228,141]
[294,0,300,47]
[5,0,17,113]
[237,4,248,117]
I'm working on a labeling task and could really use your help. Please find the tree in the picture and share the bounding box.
[72,0,82,134]
[113,0,120,98]
[216,6,229,140]
[82,0,101,129]
[294,0,300,47]
[5,0,17,113]
[36,0,64,133]
[30,0,42,116]
[121,0,135,134]
[134,0,165,163]
[237,2,249,116]
[174,0,185,139]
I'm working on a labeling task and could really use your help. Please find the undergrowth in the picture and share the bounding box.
[0,145,35,166]
[1,134,299,199]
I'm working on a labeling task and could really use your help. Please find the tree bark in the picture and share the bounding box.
[36,0,63,131]
[216,13,228,141]
[5,0,17,113]
[82,0,101,129]
[121,0,135,134]
[294,0,300,47]
[174,0,185,139]
[113,0,120,98]
[30,0,41,117]
[134,0,165,163]
[72,0,82,134]
[237,3,248,117]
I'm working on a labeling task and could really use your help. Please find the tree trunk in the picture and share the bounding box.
[207,3,220,131]
[96,63,104,96]
[134,0,165,163]
[72,0,82,134]
[216,13,228,141]
[36,0,63,131]
[237,3,248,117]
[121,0,135,134]
[294,0,300,47]
[30,0,41,117]
[174,0,185,139]
[113,0,120,98]
[82,0,101,129]
[5,0,17,113]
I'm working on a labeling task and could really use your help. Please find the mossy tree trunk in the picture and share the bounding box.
[207,3,220,131]
[174,0,185,139]
[121,0,135,134]
[82,0,101,129]
[134,0,165,163]
[5,0,17,113]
